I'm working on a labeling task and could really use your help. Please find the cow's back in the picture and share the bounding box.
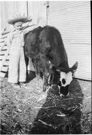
[39,26,69,69]
[24,26,43,58]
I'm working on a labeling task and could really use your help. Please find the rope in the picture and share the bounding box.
[74,77,92,82]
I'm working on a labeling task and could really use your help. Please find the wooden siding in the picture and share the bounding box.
[48,1,91,80]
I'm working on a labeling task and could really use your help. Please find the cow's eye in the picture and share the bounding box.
[62,78,66,85]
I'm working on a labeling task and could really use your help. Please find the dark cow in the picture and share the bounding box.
[24,26,78,96]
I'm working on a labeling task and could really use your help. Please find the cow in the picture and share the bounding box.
[24,26,78,96]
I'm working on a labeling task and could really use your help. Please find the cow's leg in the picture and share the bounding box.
[48,72,54,85]
[43,71,50,91]
[43,64,52,92]
[32,59,40,79]
[40,54,53,91]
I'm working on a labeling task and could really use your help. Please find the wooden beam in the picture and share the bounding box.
[0,50,9,71]
[0,72,6,78]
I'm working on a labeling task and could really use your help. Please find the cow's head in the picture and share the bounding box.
[49,62,78,96]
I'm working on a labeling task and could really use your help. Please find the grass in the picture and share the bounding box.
[0,72,91,134]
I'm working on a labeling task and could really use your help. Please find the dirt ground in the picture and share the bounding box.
[0,71,92,134]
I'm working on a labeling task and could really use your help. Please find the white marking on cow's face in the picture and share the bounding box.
[60,71,73,87]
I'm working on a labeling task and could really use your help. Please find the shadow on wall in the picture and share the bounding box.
[28,79,84,134]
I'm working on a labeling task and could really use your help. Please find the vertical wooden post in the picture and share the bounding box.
[46,1,49,25]
[26,1,28,17]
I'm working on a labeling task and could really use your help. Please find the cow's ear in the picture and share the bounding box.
[71,61,78,73]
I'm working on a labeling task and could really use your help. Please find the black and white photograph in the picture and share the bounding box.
[0,0,91,134]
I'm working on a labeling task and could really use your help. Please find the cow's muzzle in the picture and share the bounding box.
[59,85,69,96]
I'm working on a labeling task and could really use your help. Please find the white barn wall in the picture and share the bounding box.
[48,1,91,80]
[27,1,47,26]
